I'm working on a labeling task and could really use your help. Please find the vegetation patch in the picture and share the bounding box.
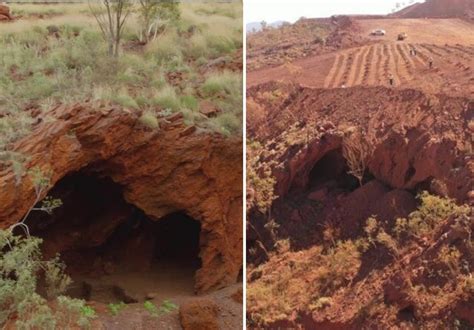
[247,192,472,327]
[0,1,242,155]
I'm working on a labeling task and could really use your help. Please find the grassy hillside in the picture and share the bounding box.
[0,2,243,153]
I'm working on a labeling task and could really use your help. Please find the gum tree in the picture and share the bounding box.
[89,0,133,57]
[137,0,180,43]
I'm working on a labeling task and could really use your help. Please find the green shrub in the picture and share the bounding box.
[247,140,277,214]
[14,294,56,329]
[195,56,208,66]
[247,240,362,325]
[23,74,56,100]
[207,112,241,136]
[0,114,34,151]
[44,256,72,300]
[143,300,178,317]
[206,35,236,55]
[202,71,241,98]
[181,108,201,126]
[111,93,140,110]
[0,230,94,328]
[145,31,182,62]
[185,34,209,59]
[143,301,159,316]
[56,296,96,328]
[180,95,198,110]
[151,86,181,111]
[159,300,178,314]
[138,111,159,129]
[150,72,167,89]
[394,192,470,240]
[80,305,97,321]
[108,302,126,316]
[0,2,243,143]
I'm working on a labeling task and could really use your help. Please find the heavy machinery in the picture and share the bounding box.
[397,32,408,40]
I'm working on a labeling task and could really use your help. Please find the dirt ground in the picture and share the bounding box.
[357,18,474,44]
[71,261,196,304]
[248,18,474,97]
[91,283,243,329]
[246,8,474,328]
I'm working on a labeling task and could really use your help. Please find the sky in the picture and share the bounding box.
[245,0,424,23]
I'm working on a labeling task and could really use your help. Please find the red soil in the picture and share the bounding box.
[248,19,474,98]
[248,82,473,246]
[392,0,474,20]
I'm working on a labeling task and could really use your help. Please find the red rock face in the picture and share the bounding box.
[247,82,473,328]
[0,103,243,293]
[248,83,473,203]
[247,82,473,253]
[179,298,220,330]
[0,4,12,20]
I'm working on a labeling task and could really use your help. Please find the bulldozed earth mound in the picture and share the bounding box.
[0,103,243,327]
[246,82,474,328]
[247,16,369,71]
[392,0,474,21]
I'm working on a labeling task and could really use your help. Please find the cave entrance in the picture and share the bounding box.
[153,212,202,270]
[28,171,202,303]
[307,149,360,192]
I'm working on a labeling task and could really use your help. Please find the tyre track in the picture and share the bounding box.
[400,44,421,70]
[331,52,348,88]
[395,44,413,83]
[448,45,474,56]
[362,45,375,85]
[426,44,461,64]
[353,46,370,86]
[324,53,343,88]
[339,49,357,87]
[382,44,400,86]
[444,45,473,60]
[429,44,453,55]
[346,46,365,86]
[323,41,471,91]
[371,44,383,85]
[381,44,390,85]
[408,43,427,67]
[422,44,472,74]
[398,44,416,70]
[389,44,404,85]
[420,44,445,57]
[417,45,436,70]
[419,44,458,67]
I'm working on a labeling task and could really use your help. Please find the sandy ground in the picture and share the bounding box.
[67,259,242,329]
[356,18,474,44]
[92,283,243,330]
[248,19,474,97]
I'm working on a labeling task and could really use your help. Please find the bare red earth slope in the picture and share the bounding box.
[393,0,474,20]
[246,4,474,328]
